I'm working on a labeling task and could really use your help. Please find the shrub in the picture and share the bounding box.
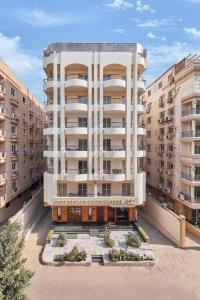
[109,249,153,262]
[138,227,149,242]
[126,232,141,248]
[54,254,64,262]
[102,228,115,248]
[46,229,54,244]
[64,246,87,262]
[57,233,67,247]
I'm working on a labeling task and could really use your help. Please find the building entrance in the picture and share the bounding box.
[68,207,82,223]
[97,207,104,223]
[116,208,128,221]
[108,207,115,222]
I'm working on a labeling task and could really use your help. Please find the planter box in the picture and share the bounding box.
[42,254,91,266]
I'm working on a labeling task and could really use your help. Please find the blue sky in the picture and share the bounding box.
[0,0,200,101]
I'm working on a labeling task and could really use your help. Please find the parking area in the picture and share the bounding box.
[24,208,200,300]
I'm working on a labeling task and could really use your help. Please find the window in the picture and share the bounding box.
[11,126,17,135]
[122,183,130,196]
[23,97,26,103]
[160,111,165,119]
[102,183,111,196]
[160,128,165,135]
[103,118,111,128]
[78,183,87,196]
[78,161,87,174]
[147,144,151,152]
[11,144,17,153]
[23,160,27,166]
[160,161,164,168]
[147,130,151,138]
[168,126,174,134]
[11,87,15,97]
[78,118,87,127]
[147,158,151,165]
[11,106,16,114]
[148,90,151,97]
[103,96,111,104]
[146,103,151,113]
[159,177,164,184]
[147,117,151,124]
[103,160,111,174]
[79,139,87,151]
[103,139,111,151]
[88,207,93,220]
[24,175,27,181]
[12,181,17,191]
[147,171,151,178]
[57,182,67,196]
[195,144,200,154]
[122,139,126,150]
[12,162,16,170]
[23,129,27,135]
[158,82,162,89]
[168,107,174,116]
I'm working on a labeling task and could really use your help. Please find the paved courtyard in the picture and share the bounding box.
[42,229,155,264]
[23,207,200,300]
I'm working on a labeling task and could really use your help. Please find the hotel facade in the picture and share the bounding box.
[0,59,44,223]
[143,56,200,226]
[43,43,146,223]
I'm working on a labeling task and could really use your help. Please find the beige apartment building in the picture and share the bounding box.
[0,59,44,223]
[143,56,200,226]
[43,42,146,224]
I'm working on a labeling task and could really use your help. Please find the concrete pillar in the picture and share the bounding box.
[178,215,186,248]
[104,206,108,223]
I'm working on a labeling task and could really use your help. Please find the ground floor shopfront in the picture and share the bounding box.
[51,206,137,223]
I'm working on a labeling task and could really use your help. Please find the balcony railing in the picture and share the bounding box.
[65,74,88,80]
[182,131,200,138]
[11,170,19,177]
[65,97,88,104]
[65,145,87,151]
[66,122,87,128]
[104,145,126,151]
[180,192,200,204]
[66,169,88,174]
[11,150,18,157]
[103,98,126,105]
[103,122,126,128]
[46,121,54,128]
[103,74,126,81]
[0,84,5,94]
[182,108,200,117]
[103,169,125,174]
[181,172,200,181]
[57,192,134,197]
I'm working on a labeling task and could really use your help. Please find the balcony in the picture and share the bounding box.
[0,106,5,120]
[65,122,88,135]
[137,77,146,93]
[179,192,200,207]
[181,154,200,165]
[0,152,6,163]
[137,101,146,114]
[182,108,200,121]
[65,97,88,112]
[103,146,126,158]
[43,78,54,91]
[0,129,6,141]
[103,74,126,91]
[11,170,19,179]
[103,98,126,112]
[43,121,54,135]
[63,169,88,181]
[181,131,200,140]
[103,169,126,181]
[103,122,126,135]
[137,126,146,135]
[181,172,200,185]
[12,186,19,195]
[65,145,87,158]
[11,150,18,159]
[10,133,18,141]
[65,74,88,89]
[0,173,6,186]
[0,84,5,99]
[10,95,19,106]
[137,145,146,157]
[11,112,19,123]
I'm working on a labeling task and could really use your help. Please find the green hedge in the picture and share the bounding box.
[57,233,67,247]
[109,249,154,262]
[126,232,141,248]
[54,246,87,262]
[102,228,115,248]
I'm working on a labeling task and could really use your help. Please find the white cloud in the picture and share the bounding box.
[136,1,155,13]
[106,0,133,9]
[0,32,43,100]
[184,27,200,38]
[147,32,156,39]
[18,9,87,27]
[135,18,170,28]
[186,0,200,3]
[114,28,126,34]
[161,36,167,41]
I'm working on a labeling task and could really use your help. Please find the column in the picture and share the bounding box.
[53,53,58,177]
[60,55,65,176]
[88,64,92,179]
[126,62,131,180]
[99,58,103,180]
[93,52,98,180]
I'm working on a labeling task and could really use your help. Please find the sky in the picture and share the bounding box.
[0,0,200,102]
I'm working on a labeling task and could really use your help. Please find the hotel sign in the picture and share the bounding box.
[54,198,135,207]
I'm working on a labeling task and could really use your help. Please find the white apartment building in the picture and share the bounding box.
[43,43,146,223]
[143,56,200,226]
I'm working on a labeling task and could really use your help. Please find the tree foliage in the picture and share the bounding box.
[0,222,34,300]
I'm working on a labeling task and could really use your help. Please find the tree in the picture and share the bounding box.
[0,222,34,300]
